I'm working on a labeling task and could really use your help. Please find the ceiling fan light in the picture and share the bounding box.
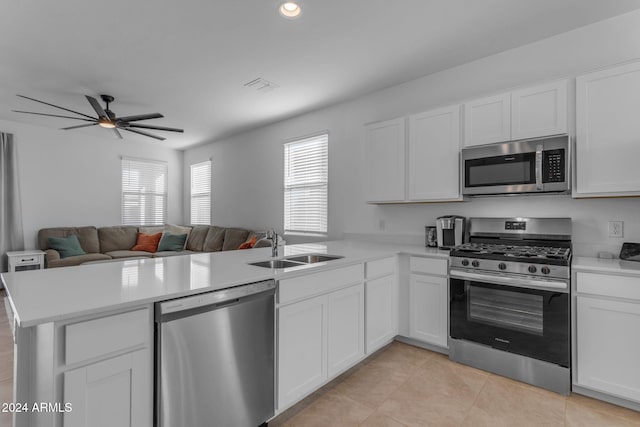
[279,2,301,18]
[98,118,116,129]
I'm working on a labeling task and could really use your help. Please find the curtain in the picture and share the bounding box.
[0,132,24,273]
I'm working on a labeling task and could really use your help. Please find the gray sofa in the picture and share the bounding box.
[37,225,267,268]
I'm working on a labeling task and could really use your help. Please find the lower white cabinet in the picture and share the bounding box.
[365,275,397,353]
[278,295,327,409]
[409,274,448,347]
[278,283,365,410]
[64,349,151,427]
[407,256,448,348]
[574,270,640,405]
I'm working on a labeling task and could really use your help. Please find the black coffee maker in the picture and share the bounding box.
[436,215,466,249]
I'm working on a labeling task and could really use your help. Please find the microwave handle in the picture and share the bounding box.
[535,144,543,190]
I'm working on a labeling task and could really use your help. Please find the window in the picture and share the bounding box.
[284,133,328,235]
[121,157,167,225]
[190,160,212,225]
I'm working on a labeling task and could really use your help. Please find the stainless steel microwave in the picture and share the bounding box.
[461,135,570,196]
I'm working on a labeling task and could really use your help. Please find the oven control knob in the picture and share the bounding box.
[461,259,469,266]
[498,263,507,270]
[472,260,480,267]
[528,266,537,273]
[541,267,551,275]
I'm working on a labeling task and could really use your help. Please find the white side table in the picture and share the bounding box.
[7,250,46,272]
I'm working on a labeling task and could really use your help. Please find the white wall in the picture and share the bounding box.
[184,10,640,256]
[0,119,184,249]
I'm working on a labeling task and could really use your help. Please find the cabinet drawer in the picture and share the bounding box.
[279,264,364,305]
[576,272,640,300]
[65,308,149,365]
[13,255,43,266]
[366,257,395,278]
[409,257,447,276]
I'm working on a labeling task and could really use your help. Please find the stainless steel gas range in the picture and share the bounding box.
[448,217,572,395]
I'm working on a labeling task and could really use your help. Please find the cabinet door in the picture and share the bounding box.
[365,118,406,202]
[365,275,397,354]
[408,105,462,201]
[576,61,640,196]
[511,80,567,140]
[409,274,448,347]
[64,349,151,427]
[576,295,640,402]
[463,93,511,147]
[278,295,327,409]
[327,284,365,377]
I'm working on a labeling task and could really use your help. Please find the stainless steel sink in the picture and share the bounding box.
[248,259,305,269]
[284,254,344,264]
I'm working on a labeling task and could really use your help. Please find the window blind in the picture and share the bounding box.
[190,160,211,225]
[121,158,167,225]
[284,134,328,235]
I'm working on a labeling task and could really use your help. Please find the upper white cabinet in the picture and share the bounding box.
[463,93,511,147]
[463,80,568,147]
[364,118,406,202]
[511,80,568,140]
[575,61,640,197]
[408,105,462,201]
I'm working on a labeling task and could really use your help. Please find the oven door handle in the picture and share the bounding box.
[449,269,568,292]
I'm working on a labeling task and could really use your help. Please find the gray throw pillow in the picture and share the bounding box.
[157,232,188,252]
[47,235,87,258]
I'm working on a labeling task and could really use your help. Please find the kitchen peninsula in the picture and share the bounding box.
[2,240,448,427]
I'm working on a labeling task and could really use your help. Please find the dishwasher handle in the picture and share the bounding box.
[157,280,275,318]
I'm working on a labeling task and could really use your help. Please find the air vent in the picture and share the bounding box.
[244,77,279,92]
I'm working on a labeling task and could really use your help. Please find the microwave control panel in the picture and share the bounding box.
[542,149,565,183]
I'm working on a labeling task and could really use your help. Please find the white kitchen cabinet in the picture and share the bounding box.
[64,349,151,427]
[364,118,406,202]
[408,256,448,348]
[511,80,567,140]
[365,257,398,354]
[327,284,365,377]
[575,61,640,197]
[463,93,511,147]
[278,295,327,409]
[574,270,640,405]
[408,105,462,201]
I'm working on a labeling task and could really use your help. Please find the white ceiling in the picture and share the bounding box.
[2,0,640,149]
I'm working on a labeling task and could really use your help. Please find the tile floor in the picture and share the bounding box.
[0,290,639,427]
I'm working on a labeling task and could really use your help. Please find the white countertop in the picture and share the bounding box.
[2,240,448,327]
[572,256,640,276]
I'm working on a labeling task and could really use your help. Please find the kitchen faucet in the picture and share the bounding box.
[266,229,278,257]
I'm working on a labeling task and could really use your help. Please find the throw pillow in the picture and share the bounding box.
[131,232,163,253]
[238,235,258,250]
[157,232,188,252]
[47,235,86,259]
[165,224,192,249]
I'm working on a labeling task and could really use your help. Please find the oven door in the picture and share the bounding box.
[449,269,569,367]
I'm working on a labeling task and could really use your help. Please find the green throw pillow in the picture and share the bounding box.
[157,232,187,252]
[47,235,87,258]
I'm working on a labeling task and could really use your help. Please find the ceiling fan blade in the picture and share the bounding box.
[112,127,123,139]
[122,127,166,141]
[127,123,184,133]
[12,110,96,122]
[85,95,108,119]
[17,95,96,120]
[61,123,99,130]
[116,113,163,122]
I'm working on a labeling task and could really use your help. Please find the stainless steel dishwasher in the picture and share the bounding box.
[155,280,275,427]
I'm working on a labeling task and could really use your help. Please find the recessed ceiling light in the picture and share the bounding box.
[279,2,301,18]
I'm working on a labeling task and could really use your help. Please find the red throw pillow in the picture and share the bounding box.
[131,232,163,253]
[238,235,258,250]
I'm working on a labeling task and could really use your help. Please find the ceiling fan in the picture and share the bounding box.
[13,94,184,141]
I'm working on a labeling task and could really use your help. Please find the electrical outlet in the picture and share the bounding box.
[608,221,624,238]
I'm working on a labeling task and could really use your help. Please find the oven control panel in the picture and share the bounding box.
[504,221,526,230]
